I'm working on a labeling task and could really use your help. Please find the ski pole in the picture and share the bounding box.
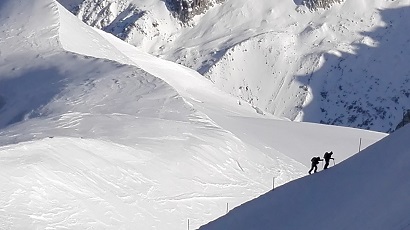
[332,159,335,166]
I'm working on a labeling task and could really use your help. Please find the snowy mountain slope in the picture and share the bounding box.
[59,0,410,132]
[0,136,287,229]
[0,0,305,229]
[0,0,387,229]
[200,124,410,230]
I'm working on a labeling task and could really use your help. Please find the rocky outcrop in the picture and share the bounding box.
[165,0,225,22]
[58,0,166,49]
[303,0,344,10]
[73,0,140,31]
[395,110,410,131]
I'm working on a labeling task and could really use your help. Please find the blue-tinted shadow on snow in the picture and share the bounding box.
[0,67,66,129]
[103,5,146,40]
[294,6,410,133]
[292,0,304,6]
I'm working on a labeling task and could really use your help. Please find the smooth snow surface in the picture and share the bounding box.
[200,124,410,230]
[0,0,387,229]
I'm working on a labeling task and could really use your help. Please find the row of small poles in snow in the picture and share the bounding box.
[187,138,364,229]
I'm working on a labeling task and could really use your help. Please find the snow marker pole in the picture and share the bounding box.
[272,177,275,190]
[188,219,190,230]
[226,203,229,214]
[358,138,362,152]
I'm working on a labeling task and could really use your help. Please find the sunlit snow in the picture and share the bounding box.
[0,0,396,229]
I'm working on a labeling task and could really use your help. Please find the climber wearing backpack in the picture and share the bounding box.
[309,156,323,174]
[323,151,335,170]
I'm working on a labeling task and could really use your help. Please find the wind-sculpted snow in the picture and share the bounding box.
[0,0,60,54]
[0,134,302,229]
[0,0,309,229]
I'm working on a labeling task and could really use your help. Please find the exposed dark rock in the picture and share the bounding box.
[165,0,225,23]
[395,110,410,131]
[303,0,344,10]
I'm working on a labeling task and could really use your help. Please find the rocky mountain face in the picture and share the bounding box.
[58,0,149,42]
[57,0,225,55]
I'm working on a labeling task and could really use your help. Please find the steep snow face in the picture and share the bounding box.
[58,0,410,133]
[199,124,410,230]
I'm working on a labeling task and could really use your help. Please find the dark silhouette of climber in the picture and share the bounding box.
[309,157,323,174]
[323,151,334,170]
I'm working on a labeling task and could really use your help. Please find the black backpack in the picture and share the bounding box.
[311,157,319,163]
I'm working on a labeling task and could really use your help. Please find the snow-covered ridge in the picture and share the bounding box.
[0,0,306,228]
